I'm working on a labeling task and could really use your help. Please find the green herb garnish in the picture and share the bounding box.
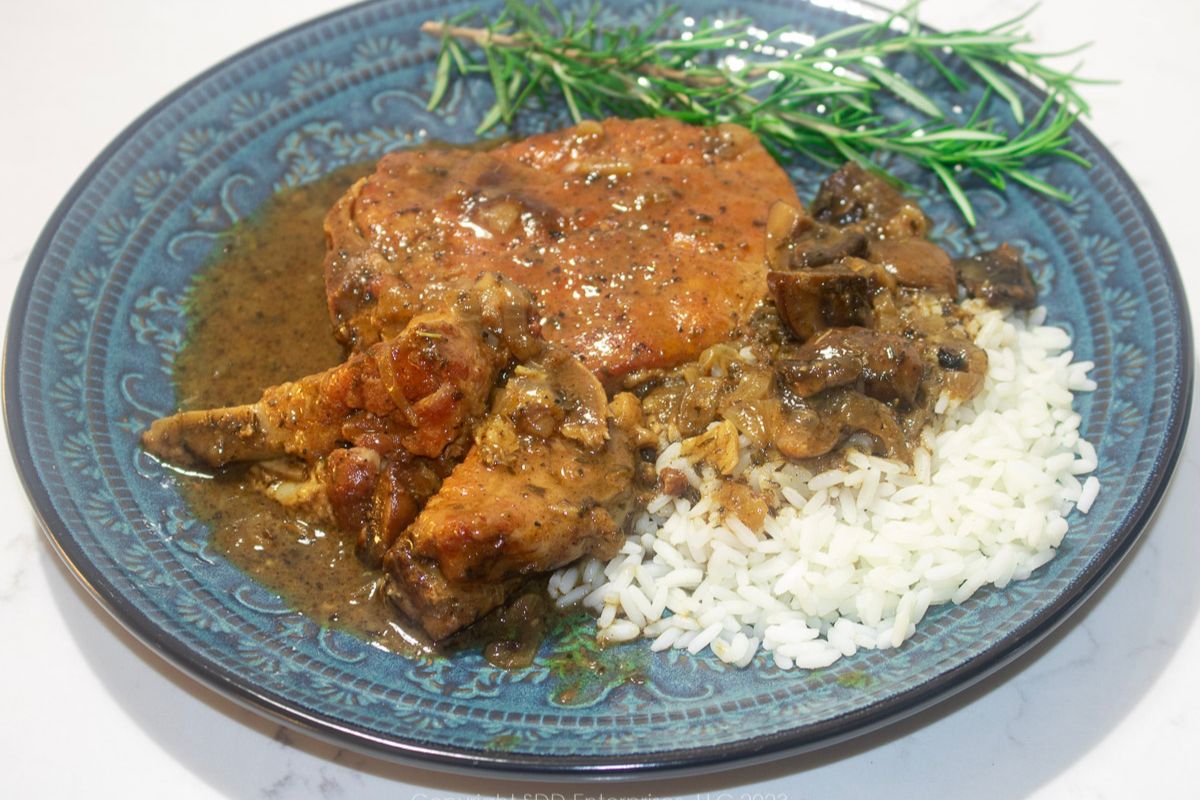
[422,0,1104,225]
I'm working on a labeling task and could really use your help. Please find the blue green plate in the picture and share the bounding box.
[4,0,1192,778]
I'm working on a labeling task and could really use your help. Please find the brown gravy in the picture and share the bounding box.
[172,165,434,657]
[171,157,587,670]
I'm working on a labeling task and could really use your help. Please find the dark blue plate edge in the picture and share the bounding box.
[2,0,1193,780]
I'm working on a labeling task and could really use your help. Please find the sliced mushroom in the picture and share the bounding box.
[768,263,875,342]
[777,327,925,406]
[867,238,957,295]
[810,162,930,239]
[953,242,1037,309]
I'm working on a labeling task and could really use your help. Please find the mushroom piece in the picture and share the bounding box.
[768,263,876,342]
[953,242,1038,309]
[867,238,957,295]
[777,327,925,406]
[810,162,930,240]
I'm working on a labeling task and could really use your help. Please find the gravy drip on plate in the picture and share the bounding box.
[172,165,434,657]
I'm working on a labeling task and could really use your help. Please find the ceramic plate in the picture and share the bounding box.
[5,0,1192,778]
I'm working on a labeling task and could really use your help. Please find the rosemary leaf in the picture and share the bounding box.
[929,161,976,227]
[1009,168,1075,202]
[859,63,945,119]
[963,54,1025,125]
[427,46,452,111]
[420,0,1100,224]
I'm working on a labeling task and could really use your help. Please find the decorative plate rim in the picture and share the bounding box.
[3,0,1193,778]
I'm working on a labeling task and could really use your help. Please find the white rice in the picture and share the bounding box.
[550,304,1100,669]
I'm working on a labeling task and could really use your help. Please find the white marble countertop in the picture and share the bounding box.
[1,1,1196,797]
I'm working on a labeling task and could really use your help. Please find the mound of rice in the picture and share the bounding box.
[548,303,1100,670]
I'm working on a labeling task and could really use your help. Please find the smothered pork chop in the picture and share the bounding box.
[147,118,800,638]
[323,117,798,388]
[144,118,1088,657]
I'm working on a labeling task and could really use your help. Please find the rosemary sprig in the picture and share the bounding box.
[422,0,1104,224]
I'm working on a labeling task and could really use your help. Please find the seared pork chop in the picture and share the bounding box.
[147,119,800,641]
[143,275,542,564]
[323,117,799,388]
[143,275,539,470]
[385,348,641,639]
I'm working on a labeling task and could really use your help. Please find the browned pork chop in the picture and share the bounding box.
[385,349,641,639]
[142,275,543,565]
[323,117,800,388]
